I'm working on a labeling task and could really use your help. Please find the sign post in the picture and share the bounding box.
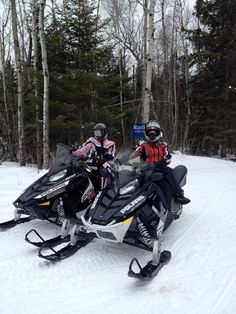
[132,124,145,138]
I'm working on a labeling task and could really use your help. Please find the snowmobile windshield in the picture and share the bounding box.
[47,144,74,175]
[111,149,150,189]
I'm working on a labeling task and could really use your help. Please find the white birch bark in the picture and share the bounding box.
[10,0,25,165]
[141,0,148,122]
[118,49,126,145]
[32,0,42,168]
[39,0,50,169]
[142,0,156,123]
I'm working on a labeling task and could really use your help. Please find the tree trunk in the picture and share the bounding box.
[142,0,156,123]
[10,0,25,165]
[79,110,84,144]
[119,49,126,145]
[39,0,50,169]
[170,0,178,148]
[0,29,15,160]
[141,0,148,123]
[32,0,42,168]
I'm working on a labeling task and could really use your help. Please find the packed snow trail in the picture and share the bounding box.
[0,154,236,314]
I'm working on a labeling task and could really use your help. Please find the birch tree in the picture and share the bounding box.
[32,0,42,167]
[10,0,25,165]
[0,20,14,159]
[142,0,156,123]
[39,0,49,169]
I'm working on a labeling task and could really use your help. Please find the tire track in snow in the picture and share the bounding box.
[189,271,236,314]
[170,183,236,256]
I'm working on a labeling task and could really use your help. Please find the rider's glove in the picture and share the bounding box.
[155,159,167,171]
[96,158,107,167]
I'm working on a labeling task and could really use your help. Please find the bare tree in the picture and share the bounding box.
[0,15,15,159]
[102,0,147,128]
[142,0,156,123]
[177,0,192,150]
[39,0,49,169]
[10,0,25,165]
[32,0,42,168]
[151,0,192,148]
[141,0,148,122]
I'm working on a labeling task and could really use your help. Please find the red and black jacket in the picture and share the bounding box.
[135,141,171,164]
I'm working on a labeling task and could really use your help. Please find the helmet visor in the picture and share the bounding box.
[146,129,160,137]
[94,129,106,139]
[94,129,103,137]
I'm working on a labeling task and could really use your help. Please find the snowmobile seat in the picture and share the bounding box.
[172,165,187,187]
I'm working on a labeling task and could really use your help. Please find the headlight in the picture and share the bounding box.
[49,170,67,182]
[119,179,138,195]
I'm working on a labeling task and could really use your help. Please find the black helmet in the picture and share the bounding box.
[93,123,107,141]
[145,120,162,142]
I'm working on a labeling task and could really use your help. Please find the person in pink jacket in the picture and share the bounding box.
[72,123,116,163]
[72,123,116,192]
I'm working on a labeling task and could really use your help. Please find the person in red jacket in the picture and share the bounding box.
[131,120,190,208]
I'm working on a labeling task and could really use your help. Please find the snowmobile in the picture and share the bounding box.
[0,144,100,232]
[37,149,188,281]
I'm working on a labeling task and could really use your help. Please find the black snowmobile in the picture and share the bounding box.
[37,149,188,281]
[0,144,99,232]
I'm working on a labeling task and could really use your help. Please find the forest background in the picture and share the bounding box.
[0,0,236,168]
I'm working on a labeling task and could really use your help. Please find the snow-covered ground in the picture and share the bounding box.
[0,154,236,314]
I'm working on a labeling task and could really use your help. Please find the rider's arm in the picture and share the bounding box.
[105,141,116,160]
[129,144,144,160]
[160,143,172,165]
[72,142,93,159]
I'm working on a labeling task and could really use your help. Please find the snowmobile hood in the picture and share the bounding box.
[86,149,154,225]
[13,144,86,206]
[88,186,147,225]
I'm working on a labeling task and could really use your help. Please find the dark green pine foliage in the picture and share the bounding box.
[46,0,132,149]
[188,0,236,156]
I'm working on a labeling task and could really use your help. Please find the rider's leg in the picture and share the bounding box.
[162,167,190,205]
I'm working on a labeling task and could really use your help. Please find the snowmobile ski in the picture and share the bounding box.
[38,232,96,261]
[0,216,33,231]
[25,228,70,248]
[128,250,171,280]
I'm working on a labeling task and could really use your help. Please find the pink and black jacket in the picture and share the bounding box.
[72,137,116,161]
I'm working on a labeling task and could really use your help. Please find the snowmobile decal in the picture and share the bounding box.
[90,191,102,209]
[81,178,94,203]
[34,181,70,199]
[38,201,51,206]
[33,174,77,199]
[120,195,146,214]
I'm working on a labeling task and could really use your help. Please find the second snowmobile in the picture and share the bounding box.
[0,144,100,231]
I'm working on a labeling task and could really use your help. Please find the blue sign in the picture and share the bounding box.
[132,124,145,138]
